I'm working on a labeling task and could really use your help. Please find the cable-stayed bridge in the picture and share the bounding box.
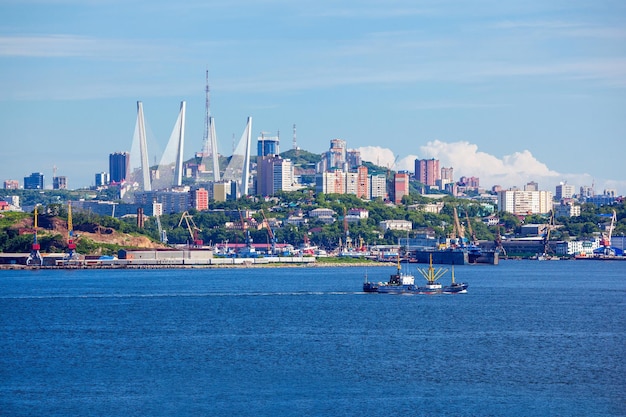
[124,100,252,201]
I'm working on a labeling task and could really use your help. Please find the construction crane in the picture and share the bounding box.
[178,211,202,247]
[66,201,77,260]
[260,209,276,255]
[26,206,43,266]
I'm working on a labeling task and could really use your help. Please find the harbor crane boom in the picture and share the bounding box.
[452,207,465,246]
[260,209,276,255]
[178,211,202,247]
[465,210,477,245]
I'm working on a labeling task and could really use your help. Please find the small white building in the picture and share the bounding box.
[309,208,336,218]
[379,219,413,232]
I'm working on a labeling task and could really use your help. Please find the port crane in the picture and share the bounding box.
[260,209,276,255]
[153,203,168,245]
[452,207,465,247]
[66,201,77,260]
[465,210,478,246]
[599,209,617,255]
[542,210,555,255]
[178,211,202,247]
[155,213,167,244]
[26,206,43,266]
[238,209,256,257]
[494,224,506,257]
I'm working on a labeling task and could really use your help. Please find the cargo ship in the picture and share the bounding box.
[363,256,468,294]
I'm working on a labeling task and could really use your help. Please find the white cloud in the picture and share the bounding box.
[358,140,623,194]
[356,146,419,171]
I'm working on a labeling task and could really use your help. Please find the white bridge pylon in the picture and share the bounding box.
[129,101,186,193]
[222,116,252,197]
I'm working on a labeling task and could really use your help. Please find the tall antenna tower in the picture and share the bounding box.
[200,70,220,181]
[202,69,210,155]
[293,124,299,157]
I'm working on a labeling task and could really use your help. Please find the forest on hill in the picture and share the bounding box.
[1,189,624,256]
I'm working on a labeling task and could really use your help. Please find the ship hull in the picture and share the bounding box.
[411,249,498,265]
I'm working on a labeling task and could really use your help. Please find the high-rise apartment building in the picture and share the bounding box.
[95,172,109,187]
[441,167,454,182]
[356,166,369,199]
[555,182,575,200]
[497,190,553,215]
[524,181,538,191]
[394,172,410,204]
[3,180,19,189]
[53,176,67,190]
[257,156,293,196]
[370,175,387,200]
[24,172,44,190]
[257,133,279,157]
[415,158,440,186]
[191,187,209,211]
[109,152,130,183]
[328,139,347,169]
[346,149,361,169]
[317,170,346,194]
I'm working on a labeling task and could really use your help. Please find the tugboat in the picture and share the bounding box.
[363,255,468,294]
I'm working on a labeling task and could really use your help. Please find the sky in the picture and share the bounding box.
[1,0,625,195]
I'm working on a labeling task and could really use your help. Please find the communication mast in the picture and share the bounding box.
[293,124,299,157]
[202,70,210,156]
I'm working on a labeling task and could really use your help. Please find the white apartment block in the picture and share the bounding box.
[317,170,346,194]
[555,183,575,200]
[273,158,294,193]
[346,172,359,196]
[370,174,387,199]
[497,190,553,215]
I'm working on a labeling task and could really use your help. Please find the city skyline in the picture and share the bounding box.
[1,1,624,194]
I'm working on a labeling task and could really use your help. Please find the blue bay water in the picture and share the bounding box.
[1,261,625,417]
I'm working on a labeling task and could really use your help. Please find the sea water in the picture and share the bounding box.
[1,260,624,417]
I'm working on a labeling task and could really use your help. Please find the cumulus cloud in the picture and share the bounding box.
[419,140,561,188]
[357,140,621,193]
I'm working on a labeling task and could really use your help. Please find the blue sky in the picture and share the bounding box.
[1,0,625,194]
